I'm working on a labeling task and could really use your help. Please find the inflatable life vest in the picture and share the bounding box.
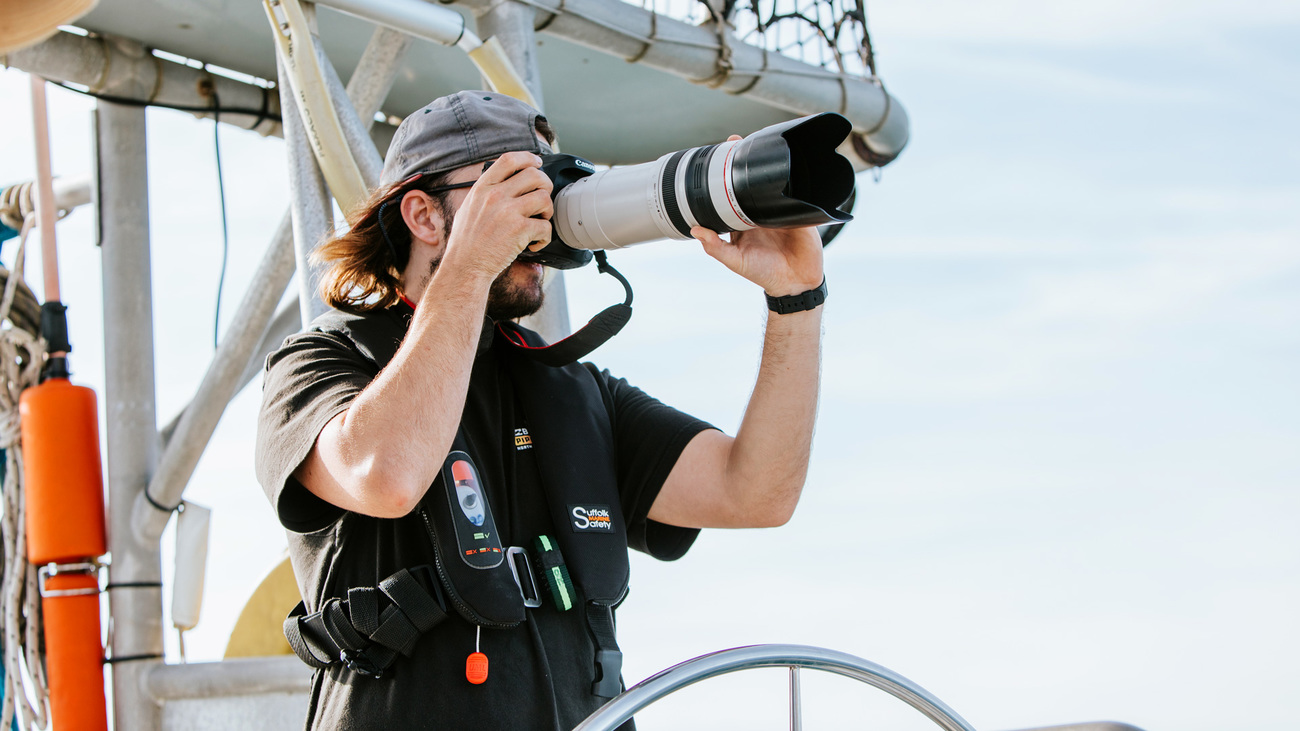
[284,309,630,696]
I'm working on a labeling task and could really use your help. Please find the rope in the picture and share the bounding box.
[0,182,71,239]
[0,215,50,730]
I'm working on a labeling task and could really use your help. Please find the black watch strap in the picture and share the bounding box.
[766,278,828,315]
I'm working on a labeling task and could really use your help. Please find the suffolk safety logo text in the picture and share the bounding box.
[569,504,614,533]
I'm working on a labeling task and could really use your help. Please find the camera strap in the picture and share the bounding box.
[499,252,633,367]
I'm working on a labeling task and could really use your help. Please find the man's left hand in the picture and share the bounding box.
[690,136,824,297]
[691,223,824,298]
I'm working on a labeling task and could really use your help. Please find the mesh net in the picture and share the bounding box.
[631,0,876,78]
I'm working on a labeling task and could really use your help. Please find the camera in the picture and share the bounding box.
[521,112,857,270]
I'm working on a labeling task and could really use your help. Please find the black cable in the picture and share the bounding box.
[211,86,231,351]
[104,582,163,591]
[48,79,282,124]
[143,487,182,514]
[103,653,165,665]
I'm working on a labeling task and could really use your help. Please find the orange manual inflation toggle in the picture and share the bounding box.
[466,651,489,685]
[41,569,108,731]
[19,377,106,565]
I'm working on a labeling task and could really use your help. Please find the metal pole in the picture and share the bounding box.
[6,32,282,137]
[445,0,908,159]
[141,28,413,530]
[133,211,296,541]
[474,0,544,109]
[572,644,977,731]
[236,299,303,390]
[279,48,333,327]
[158,296,298,447]
[346,26,413,132]
[97,100,163,731]
[313,0,467,47]
[312,32,384,187]
[146,656,311,701]
[789,666,802,731]
[475,0,572,342]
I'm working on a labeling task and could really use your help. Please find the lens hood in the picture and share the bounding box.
[733,112,855,228]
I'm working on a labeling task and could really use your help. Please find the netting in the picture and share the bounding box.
[632,0,877,78]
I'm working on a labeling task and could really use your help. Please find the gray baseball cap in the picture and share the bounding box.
[379,90,553,187]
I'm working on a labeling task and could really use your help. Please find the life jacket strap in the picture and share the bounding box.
[532,534,576,612]
[586,601,624,698]
[283,566,449,678]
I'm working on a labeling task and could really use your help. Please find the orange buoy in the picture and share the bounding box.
[41,569,107,731]
[19,377,106,565]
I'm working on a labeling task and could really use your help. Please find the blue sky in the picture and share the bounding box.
[1,0,1298,728]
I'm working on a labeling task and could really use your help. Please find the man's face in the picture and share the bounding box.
[434,157,547,321]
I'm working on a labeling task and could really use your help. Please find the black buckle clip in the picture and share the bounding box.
[592,649,624,697]
[340,649,384,679]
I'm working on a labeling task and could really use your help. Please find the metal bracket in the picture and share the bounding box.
[506,546,542,608]
[38,561,103,598]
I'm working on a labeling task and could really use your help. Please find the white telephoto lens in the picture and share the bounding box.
[555,153,694,251]
[709,140,757,231]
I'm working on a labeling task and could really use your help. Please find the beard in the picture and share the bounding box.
[486,263,545,320]
[422,205,546,321]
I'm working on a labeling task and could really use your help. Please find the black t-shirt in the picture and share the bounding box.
[255,303,714,730]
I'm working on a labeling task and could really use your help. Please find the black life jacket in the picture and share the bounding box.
[283,307,629,695]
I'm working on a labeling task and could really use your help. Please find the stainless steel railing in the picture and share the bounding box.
[572,644,978,731]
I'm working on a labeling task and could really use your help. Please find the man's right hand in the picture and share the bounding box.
[442,151,554,281]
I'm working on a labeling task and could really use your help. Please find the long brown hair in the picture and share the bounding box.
[313,116,557,312]
[312,173,452,312]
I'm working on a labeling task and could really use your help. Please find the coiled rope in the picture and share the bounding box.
[0,215,50,730]
[0,182,70,239]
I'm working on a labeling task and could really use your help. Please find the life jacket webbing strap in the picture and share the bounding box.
[283,566,448,677]
[532,534,575,612]
[586,602,624,698]
[284,602,334,669]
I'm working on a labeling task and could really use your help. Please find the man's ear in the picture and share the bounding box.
[400,190,446,249]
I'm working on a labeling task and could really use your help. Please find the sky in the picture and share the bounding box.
[1,0,1298,729]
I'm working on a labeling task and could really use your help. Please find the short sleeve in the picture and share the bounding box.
[255,329,379,533]
[587,365,716,561]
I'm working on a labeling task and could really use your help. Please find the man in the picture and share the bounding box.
[255,91,826,730]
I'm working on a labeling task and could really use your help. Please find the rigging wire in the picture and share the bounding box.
[46,79,282,127]
[209,82,231,351]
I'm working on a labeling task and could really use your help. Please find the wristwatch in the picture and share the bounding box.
[766,278,828,315]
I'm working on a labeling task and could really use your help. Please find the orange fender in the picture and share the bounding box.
[41,570,107,731]
[19,377,106,564]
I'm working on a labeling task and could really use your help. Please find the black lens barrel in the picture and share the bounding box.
[684,144,731,234]
[660,150,692,238]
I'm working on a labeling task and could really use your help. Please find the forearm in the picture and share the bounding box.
[299,263,494,517]
[725,306,823,521]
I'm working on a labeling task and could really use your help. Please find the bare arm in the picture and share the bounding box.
[292,152,554,518]
[649,218,825,530]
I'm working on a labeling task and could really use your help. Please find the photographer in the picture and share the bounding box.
[255,91,825,730]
